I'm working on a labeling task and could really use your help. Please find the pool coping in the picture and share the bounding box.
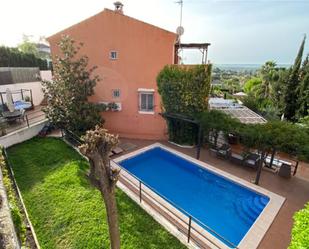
[112,143,285,249]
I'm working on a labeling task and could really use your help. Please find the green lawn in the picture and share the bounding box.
[7,138,186,249]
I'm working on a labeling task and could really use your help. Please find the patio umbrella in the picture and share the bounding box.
[6,88,15,112]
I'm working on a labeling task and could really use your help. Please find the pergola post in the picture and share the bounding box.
[196,124,203,160]
[255,151,266,185]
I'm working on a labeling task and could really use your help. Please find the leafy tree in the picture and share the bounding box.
[242,93,261,113]
[42,35,104,135]
[198,110,241,148]
[261,105,281,121]
[243,77,262,93]
[18,35,39,57]
[79,126,121,249]
[283,35,306,121]
[224,78,241,94]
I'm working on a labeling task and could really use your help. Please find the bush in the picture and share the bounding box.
[289,202,309,249]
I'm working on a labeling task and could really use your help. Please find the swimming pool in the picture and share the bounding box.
[114,144,285,249]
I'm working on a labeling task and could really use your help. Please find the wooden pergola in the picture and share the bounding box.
[160,112,203,159]
[174,43,211,64]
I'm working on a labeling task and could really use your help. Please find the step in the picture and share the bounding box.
[253,196,265,211]
[259,196,269,206]
[241,200,258,222]
[234,202,254,225]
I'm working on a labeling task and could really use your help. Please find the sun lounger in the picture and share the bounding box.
[112,146,124,155]
[230,153,244,165]
[216,144,231,159]
[244,153,260,170]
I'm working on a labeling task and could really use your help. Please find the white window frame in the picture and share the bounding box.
[138,89,155,114]
[110,51,118,60]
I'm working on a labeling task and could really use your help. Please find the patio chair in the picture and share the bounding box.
[244,153,261,170]
[278,163,292,178]
[216,144,231,159]
[17,109,26,122]
[230,152,245,166]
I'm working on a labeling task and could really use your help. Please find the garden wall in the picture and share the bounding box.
[0,165,20,249]
[0,70,51,106]
[0,120,48,148]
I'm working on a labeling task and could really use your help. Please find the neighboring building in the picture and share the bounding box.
[36,43,51,55]
[48,4,177,140]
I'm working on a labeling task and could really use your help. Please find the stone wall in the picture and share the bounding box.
[0,165,20,249]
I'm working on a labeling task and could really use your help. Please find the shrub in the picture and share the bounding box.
[289,202,309,249]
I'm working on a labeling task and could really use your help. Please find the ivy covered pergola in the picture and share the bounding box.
[160,112,203,159]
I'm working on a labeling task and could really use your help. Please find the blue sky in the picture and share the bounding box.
[0,0,308,64]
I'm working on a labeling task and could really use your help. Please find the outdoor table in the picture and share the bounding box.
[2,110,22,122]
[265,156,292,169]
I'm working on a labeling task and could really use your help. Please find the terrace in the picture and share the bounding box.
[3,135,308,249]
[3,106,46,134]
[115,137,309,249]
[0,87,47,147]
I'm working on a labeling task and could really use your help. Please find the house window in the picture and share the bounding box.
[139,92,154,113]
[110,51,117,60]
[112,89,120,98]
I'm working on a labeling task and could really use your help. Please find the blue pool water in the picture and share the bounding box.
[119,147,270,247]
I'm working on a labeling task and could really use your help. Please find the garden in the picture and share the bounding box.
[6,137,186,249]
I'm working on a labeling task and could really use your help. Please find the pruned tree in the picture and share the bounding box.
[79,126,121,249]
[42,35,104,135]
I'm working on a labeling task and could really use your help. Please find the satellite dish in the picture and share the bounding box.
[176,26,184,36]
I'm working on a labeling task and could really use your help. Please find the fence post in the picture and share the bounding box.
[30,89,33,108]
[139,181,142,203]
[20,89,24,100]
[25,115,29,127]
[187,216,192,243]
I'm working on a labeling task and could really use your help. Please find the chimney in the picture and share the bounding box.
[114,1,124,14]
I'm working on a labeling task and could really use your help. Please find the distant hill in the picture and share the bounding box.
[214,64,291,72]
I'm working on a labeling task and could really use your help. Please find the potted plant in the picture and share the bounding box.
[107,102,119,111]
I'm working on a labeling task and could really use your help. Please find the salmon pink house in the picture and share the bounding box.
[48,3,209,140]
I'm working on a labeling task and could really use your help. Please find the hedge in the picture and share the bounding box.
[289,202,309,249]
[0,46,49,70]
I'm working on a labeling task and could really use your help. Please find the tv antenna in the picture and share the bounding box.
[175,0,184,63]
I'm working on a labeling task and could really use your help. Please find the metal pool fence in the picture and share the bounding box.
[114,163,238,249]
